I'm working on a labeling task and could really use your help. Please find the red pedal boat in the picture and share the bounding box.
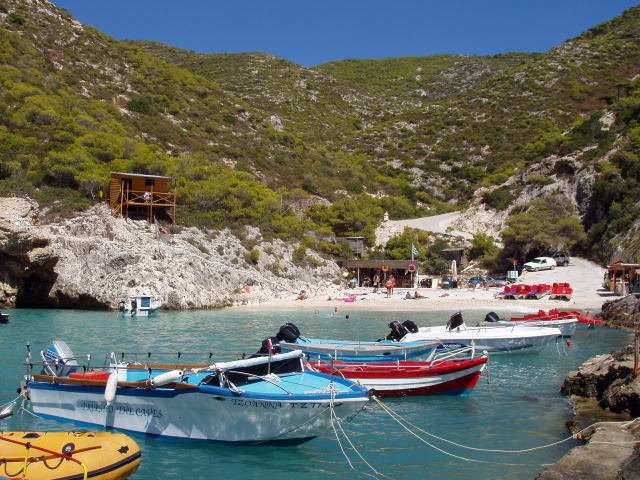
[511,308,604,326]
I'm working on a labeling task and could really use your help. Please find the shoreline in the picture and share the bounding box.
[232,257,612,315]
[231,285,609,314]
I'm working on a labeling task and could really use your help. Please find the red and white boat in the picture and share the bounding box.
[311,349,488,397]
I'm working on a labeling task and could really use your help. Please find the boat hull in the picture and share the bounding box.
[504,319,577,337]
[0,431,140,480]
[402,325,561,353]
[26,380,368,444]
[314,357,487,397]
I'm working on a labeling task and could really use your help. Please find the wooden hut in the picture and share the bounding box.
[109,172,176,223]
[338,259,420,288]
[605,260,640,295]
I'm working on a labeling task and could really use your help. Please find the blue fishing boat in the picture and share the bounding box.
[21,341,370,444]
[266,322,440,363]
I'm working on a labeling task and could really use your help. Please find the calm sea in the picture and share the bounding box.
[0,308,632,479]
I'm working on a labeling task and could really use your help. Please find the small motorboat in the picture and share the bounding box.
[21,340,369,444]
[0,430,141,480]
[0,312,8,324]
[117,295,161,317]
[396,313,562,353]
[311,346,488,397]
[485,310,578,337]
[270,323,440,363]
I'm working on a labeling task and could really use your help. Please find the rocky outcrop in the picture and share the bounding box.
[541,295,640,479]
[0,197,59,307]
[0,197,342,309]
[561,345,640,417]
[601,295,640,330]
[536,418,640,480]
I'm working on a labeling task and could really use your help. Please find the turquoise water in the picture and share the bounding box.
[0,308,632,479]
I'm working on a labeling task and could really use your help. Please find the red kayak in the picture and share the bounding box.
[311,354,488,397]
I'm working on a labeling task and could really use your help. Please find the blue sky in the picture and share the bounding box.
[52,1,639,67]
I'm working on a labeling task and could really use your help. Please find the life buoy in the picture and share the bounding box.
[407,263,416,273]
[381,265,389,272]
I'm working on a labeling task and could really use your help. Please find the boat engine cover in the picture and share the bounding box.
[40,340,78,377]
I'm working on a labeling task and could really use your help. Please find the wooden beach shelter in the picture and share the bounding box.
[605,260,640,295]
[109,172,176,223]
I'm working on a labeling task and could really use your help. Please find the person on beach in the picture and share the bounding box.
[385,275,395,298]
[373,272,380,293]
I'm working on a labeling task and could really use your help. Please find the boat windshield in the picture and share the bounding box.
[201,356,303,387]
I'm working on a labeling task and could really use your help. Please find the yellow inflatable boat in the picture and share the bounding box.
[0,431,141,479]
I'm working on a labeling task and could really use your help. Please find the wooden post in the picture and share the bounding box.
[634,332,639,378]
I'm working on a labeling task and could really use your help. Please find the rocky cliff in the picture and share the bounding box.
[0,197,58,307]
[0,197,341,309]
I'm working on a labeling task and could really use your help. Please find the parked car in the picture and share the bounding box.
[486,274,507,287]
[551,252,570,266]
[440,275,457,289]
[523,257,556,272]
[467,276,486,287]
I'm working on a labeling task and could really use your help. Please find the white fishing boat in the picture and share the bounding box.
[118,295,161,317]
[397,313,562,353]
[21,341,370,444]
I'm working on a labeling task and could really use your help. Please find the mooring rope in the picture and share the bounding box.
[329,393,387,478]
[373,397,544,466]
[374,397,640,457]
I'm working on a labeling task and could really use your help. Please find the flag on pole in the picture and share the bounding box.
[154,216,167,240]
[411,243,419,259]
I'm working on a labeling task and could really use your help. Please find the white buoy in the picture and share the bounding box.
[104,371,118,406]
[151,370,183,387]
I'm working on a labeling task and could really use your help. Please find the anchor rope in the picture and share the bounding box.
[374,397,640,455]
[373,397,552,466]
[0,396,21,410]
[329,393,385,478]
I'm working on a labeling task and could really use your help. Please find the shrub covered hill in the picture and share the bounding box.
[1,0,639,265]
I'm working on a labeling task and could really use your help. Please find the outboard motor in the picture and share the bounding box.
[276,323,301,343]
[446,311,464,331]
[402,319,419,333]
[484,311,501,323]
[40,340,78,377]
[386,321,409,342]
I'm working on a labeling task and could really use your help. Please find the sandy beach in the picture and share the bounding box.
[234,257,615,315]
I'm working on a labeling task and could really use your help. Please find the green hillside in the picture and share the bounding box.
[1,0,639,261]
